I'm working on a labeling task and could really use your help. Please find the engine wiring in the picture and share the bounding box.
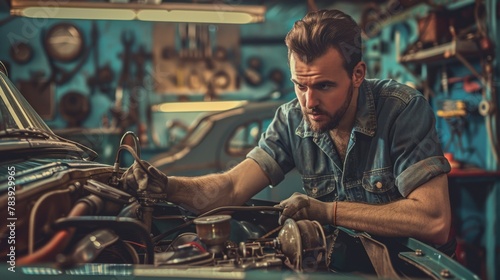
[123,240,147,248]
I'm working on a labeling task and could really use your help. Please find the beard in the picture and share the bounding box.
[302,83,354,133]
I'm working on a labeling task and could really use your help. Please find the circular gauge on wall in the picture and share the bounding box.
[44,23,84,62]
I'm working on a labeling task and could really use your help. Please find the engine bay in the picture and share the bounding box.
[0,140,479,279]
[0,140,332,276]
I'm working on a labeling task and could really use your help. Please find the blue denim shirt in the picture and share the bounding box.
[247,79,451,203]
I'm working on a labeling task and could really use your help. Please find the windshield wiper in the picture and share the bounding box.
[0,128,52,139]
[0,127,98,160]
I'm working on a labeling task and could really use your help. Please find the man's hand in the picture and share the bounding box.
[120,160,168,195]
[278,192,334,225]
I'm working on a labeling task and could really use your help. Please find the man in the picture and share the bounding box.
[123,9,453,254]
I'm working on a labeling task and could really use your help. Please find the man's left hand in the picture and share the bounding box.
[278,192,334,225]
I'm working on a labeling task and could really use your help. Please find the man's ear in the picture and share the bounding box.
[352,61,366,87]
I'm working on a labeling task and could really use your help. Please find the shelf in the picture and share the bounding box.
[399,39,481,64]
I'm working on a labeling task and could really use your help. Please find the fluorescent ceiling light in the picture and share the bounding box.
[10,1,266,24]
[21,7,136,20]
[152,101,248,113]
[137,10,257,24]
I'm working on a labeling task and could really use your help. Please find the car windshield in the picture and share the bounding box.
[0,71,55,137]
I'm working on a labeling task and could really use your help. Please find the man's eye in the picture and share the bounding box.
[318,84,332,90]
[296,84,307,91]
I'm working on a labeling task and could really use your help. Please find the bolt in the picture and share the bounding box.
[440,269,451,278]
[415,249,424,256]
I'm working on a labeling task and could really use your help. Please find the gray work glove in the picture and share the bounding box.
[278,192,334,226]
[120,160,168,195]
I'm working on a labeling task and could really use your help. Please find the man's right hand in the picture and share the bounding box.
[120,160,168,195]
[278,192,335,226]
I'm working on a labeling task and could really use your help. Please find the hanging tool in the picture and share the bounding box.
[131,45,152,146]
[111,30,135,130]
[86,22,115,96]
[87,21,101,95]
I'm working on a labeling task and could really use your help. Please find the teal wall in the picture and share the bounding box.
[0,3,305,133]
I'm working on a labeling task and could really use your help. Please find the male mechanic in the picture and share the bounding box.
[123,9,454,253]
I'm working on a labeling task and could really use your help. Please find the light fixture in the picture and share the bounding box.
[152,100,248,113]
[10,0,266,24]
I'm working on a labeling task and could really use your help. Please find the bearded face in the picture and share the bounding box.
[301,83,354,133]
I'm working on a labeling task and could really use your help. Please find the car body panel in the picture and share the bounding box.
[149,101,303,201]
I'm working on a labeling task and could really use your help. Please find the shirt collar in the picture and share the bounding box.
[295,79,377,138]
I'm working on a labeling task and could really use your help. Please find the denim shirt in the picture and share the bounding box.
[247,79,451,203]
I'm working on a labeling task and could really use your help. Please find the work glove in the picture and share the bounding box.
[120,160,168,195]
[278,192,334,226]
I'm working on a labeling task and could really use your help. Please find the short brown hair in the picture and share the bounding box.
[285,9,362,76]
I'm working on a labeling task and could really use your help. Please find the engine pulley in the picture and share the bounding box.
[277,219,327,272]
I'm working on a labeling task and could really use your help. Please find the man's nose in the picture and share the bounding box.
[305,89,319,109]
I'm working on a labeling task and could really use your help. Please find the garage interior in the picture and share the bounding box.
[0,0,499,279]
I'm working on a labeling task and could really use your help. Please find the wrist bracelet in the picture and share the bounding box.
[333,201,338,226]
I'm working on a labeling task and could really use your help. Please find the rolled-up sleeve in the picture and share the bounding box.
[246,103,299,187]
[397,156,450,197]
[247,147,285,186]
[390,95,451,196]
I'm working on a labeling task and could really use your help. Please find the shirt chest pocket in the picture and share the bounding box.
[302,175,337,200]
[361,168,401,203]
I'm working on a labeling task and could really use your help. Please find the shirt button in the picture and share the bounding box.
[375,182,383,189]
[312,187,318,194]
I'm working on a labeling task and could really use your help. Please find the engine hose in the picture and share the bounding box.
[18,200,93,264]
[111,144,150,186]
[27,187,75,254]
